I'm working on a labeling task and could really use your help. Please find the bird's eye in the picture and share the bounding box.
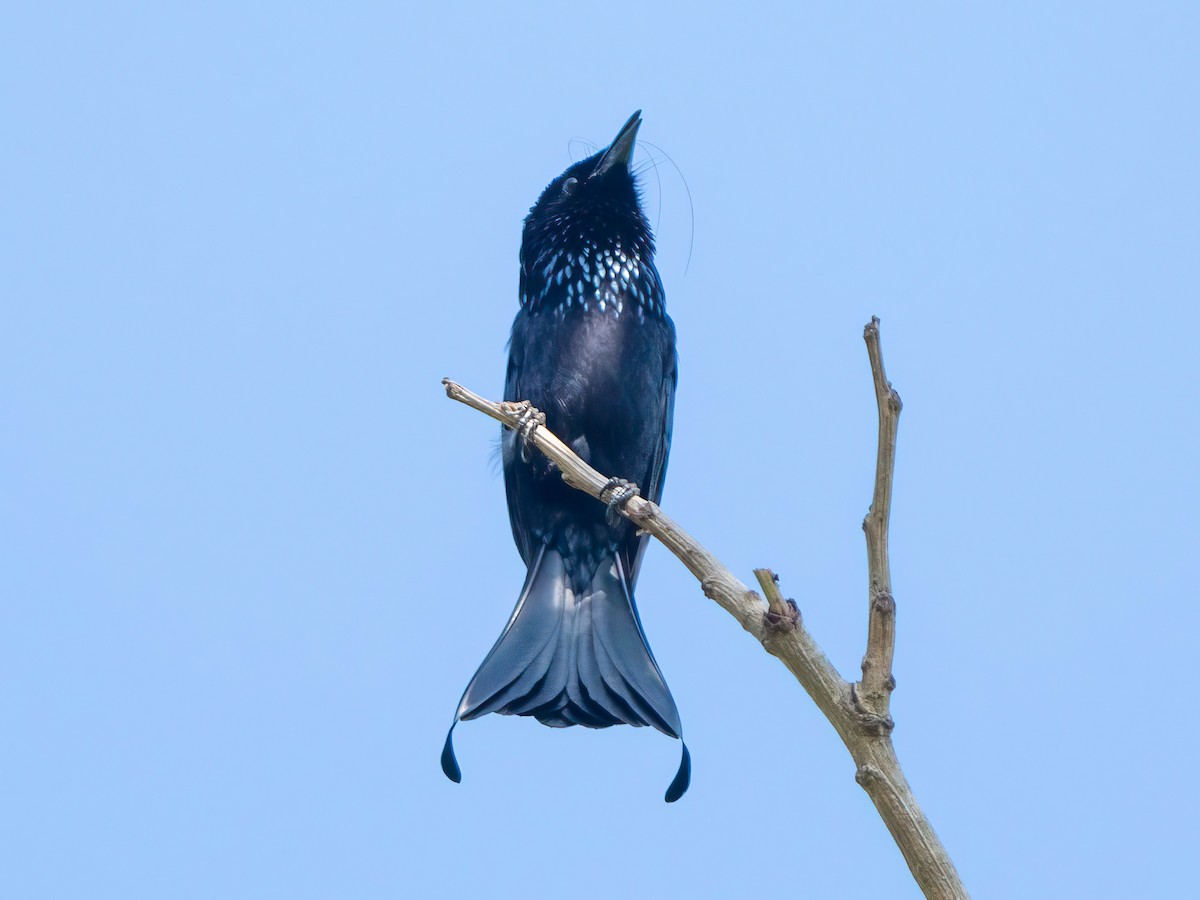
[562,177,578,195]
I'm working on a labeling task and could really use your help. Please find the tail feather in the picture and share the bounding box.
[563,594,600,717]
[458,546,563,717]
[576,609,640,726]
[589,556,681,738]
[592,634,675,737]
[441,545,690,801]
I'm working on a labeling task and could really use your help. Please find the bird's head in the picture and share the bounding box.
[520,112,655,283]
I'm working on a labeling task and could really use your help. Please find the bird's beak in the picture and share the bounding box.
[592,110,641,178]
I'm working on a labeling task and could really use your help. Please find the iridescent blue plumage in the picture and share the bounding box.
[442,112,689,802]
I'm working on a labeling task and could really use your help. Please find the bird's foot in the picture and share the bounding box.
[512,403,545,464]
[601,477,641,526]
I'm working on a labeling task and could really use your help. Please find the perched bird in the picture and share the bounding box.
[441,111,689,802]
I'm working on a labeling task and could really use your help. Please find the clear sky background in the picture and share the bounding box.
[4,3,1197,898]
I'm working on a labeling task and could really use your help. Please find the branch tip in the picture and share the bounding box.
[859,316,900,721]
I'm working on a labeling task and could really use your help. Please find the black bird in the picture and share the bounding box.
[441,111,689,802]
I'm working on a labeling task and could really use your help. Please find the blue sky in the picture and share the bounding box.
[3,3,1198,897]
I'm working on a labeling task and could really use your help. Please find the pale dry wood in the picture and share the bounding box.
[858,316,901,718]
[440,318,967,899]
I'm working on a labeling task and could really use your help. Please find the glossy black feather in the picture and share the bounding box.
[442,112,688,802]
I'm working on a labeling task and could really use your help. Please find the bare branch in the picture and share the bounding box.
[858,315,902,717]
[440,319,967,899]
[440,380,764,635]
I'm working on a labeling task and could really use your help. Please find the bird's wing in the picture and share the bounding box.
[502,333,536,566]
[626,324,677,585]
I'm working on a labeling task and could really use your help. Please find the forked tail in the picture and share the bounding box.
[441,545,690,802]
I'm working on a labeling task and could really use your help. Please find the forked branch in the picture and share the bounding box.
[441,318,966,899]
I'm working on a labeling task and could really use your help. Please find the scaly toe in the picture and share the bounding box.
[602,477,641,526]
